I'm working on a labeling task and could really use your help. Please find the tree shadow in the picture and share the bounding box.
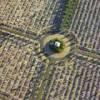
[43,42,55,56]
[49,0,67,34]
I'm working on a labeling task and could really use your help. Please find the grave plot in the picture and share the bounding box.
[0,0,62,36]
[0,32,48,100]
[70,0,100,52]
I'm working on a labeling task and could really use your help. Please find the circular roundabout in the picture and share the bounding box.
[41,33,77,60]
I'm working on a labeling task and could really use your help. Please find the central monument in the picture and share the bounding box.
[49,39,65,53]
[41,33,76,60]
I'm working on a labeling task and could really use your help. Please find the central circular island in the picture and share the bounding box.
[41,34,72,60]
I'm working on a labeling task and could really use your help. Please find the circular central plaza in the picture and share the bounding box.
[42,34,72,60]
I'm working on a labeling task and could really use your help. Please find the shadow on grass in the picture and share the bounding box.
[43,42,55,57]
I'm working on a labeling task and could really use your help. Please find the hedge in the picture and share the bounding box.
[61,0,79,30]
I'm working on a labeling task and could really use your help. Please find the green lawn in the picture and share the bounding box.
[61,0,80,30]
